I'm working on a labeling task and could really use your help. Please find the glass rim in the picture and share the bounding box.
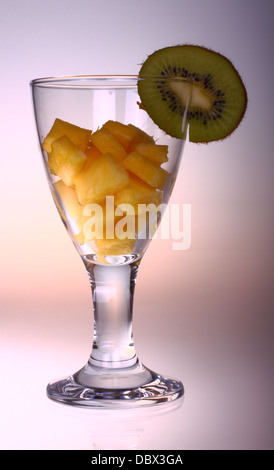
[30,75,141,89]
[30,74,192,89]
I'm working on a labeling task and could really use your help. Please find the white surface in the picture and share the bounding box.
[1,284,272,450]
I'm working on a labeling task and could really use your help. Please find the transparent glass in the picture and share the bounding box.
[30,75,190,408]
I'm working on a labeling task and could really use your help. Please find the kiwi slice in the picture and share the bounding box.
[138,45,247,143]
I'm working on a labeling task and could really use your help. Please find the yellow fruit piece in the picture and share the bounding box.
[80,198,121,241]
[127,124,155,150]
[54,180,83,218]
[54,180,88,239]
[72,232,85,245]
[42,118,91,153]
[85,142,102,158]
[115,175,162,213]
[102,121,138,151]
[95,237,135,258]
[133,143,168,164]
[79,204,104,241]
[48,135,87,186]
[83,142,102,169]
[90,127,127,160]
[123,152,168,189]
[74,152,129,205]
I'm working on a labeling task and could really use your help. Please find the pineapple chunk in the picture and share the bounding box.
[80,202,104,240]
[102,121,138,151]
[90,127,127,160]
[54,180,83,218]
[48,135,87,186]
[74,152,129,205]
[123,151,168,189]
[78,197,136,244]
[128,125,155,143]
[115,175,162,213]
[73,232,85,245]
[83,142,102,169]
[127,124,155,150]
[42,118,91,153]
[54,180,90,238]
[133,143,168,164]
[80,198,121,241]
[95,237,135,258]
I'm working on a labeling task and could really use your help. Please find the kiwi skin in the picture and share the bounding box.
[138,44,248,143]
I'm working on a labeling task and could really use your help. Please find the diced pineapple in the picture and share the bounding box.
[127,124,155,151]
[80,198,121,241]
[80,203,104,240]
[115,175,162,213]
[114,214,136,242]
[102,121,138,151]
[48,135,87,186]
[123,152,168,189]
[54,180,83,218]
[133,143,168,164]
[74,152,129,205]
[90,127,127,160]
[72,232,85,245]
[42,118,91,153]
[95,237,136,258]
[83,142,102,169]
[54,180,89,237]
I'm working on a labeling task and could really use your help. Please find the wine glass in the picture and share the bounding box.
[30,75,190,408]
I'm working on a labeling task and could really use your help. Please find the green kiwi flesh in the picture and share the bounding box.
[138,45,248,143]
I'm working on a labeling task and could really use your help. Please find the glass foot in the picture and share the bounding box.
[47,361,184,409]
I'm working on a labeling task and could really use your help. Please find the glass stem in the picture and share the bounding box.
[83,259,141,370]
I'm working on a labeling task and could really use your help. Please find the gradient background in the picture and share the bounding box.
[0,0,273,450]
